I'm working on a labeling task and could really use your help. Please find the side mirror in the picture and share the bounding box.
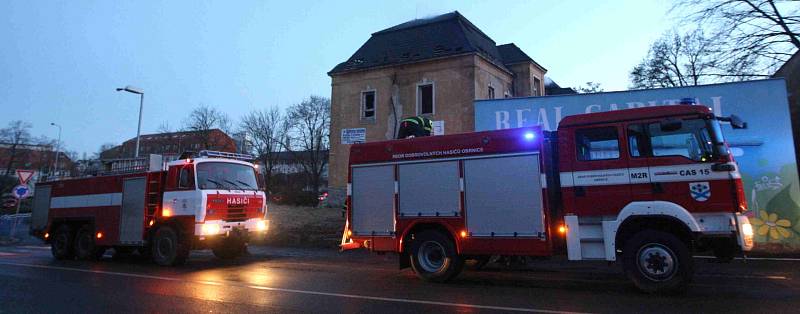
[729,114,747,129]
[660,119,682,132]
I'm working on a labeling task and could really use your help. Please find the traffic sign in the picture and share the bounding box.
[16,170,35,185]
[12,185,31,199]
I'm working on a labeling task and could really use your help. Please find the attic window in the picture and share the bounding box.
[361,90,376,119]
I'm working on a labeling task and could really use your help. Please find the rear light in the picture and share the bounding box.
[162,208,172,217]
[734,179,747,212]
[44,233,49,239]
[558,225,567,235]
[460,230,467,238]
[96,232,103,239]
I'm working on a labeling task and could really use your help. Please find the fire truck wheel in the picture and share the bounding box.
[151,226,189,266]
[212,241,246,260]
[75,225,102,260]
[51,225,74,260]
[410,230,464,282]
[623,230,693,294]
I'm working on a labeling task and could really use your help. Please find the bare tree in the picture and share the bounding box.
[94,142,117,159]
[184,105,232,150]
[240,106,287,191]
[630,30,718,89]
[1,120,33,177]
[575,82,605,93]
[156,121,175,133]
[282,96,330,194]
[673,0,800,76]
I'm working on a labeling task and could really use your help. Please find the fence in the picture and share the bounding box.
[0,213,37,244]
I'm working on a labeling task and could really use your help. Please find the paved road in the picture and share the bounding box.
[0,244,798,313]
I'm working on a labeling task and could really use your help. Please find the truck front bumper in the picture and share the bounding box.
[194,218,269,239]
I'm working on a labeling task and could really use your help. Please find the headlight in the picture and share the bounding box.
[256,220,268,231]
[201,223,220,235]
[742,222,753,237]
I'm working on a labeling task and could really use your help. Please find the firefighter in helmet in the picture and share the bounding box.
[397,116,433,139]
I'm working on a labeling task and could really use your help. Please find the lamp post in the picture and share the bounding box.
[50,122,62,176]
[115,85,144,158]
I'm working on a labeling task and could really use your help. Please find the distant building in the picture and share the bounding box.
[99,129,237,162]
[266,150,329,193]
[0,142,74,179]
[327,11,548,202]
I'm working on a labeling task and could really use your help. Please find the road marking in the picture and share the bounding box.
[695,255,800,262]
[0,261,591,314]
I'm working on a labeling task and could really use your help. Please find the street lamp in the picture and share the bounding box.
[50,122,62,176]
[116,85,144,158]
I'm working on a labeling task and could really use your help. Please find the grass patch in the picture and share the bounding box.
[258,204,345,248]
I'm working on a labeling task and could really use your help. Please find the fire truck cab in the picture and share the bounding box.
[30,150,269,266]
[341,105,753,293]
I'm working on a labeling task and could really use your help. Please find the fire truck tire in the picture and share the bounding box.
[623,230,693,294]
[212,241,246,260]
[151,226,189,266]
[409,230,464,282]
[51,225,74,260]
[75,225,103,260]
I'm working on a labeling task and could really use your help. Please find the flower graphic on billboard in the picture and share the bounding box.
[751,211,793,241]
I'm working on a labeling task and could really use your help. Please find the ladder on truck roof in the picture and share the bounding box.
[194,150,255,161]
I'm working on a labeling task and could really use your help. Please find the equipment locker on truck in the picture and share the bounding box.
[30,150,269,266]
[340,105,754,293]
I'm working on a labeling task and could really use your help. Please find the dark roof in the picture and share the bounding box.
[497,43,532,64]
[329,11,515,75]
[543,77,576,95]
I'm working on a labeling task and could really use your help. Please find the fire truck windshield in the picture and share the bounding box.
[647,118,728,162]
[196,162,259,191]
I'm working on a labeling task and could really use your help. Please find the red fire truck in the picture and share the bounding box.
[29,150,269,266]
[340,105,754,293]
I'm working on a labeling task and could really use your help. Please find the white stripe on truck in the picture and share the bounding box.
[559,163,739,187]
[50,193,123,209]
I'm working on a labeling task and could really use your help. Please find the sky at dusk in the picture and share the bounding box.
[0,0,672,156]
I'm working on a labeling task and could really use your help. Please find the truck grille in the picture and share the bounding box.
[225,207,247,222]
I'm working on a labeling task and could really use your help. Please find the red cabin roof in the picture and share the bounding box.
[558,105,712,128]
[350,127,543,165]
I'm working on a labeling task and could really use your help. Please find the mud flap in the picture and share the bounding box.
[399,251,410,269]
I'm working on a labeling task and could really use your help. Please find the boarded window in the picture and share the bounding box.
[361,91,375,118]
[418,84,434,115]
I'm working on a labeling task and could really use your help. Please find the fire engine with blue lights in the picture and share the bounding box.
[341,105,754,293]
[30,150,268,266]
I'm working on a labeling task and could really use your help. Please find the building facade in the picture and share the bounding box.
[327,11,547,201]
[99,129,237,162]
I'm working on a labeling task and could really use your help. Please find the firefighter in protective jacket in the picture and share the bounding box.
[397,116,433,139]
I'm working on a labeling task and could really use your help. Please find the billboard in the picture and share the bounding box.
[475,78,800,252]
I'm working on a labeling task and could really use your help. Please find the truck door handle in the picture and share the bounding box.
[652,182,664,193]
[574,186,585,197]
